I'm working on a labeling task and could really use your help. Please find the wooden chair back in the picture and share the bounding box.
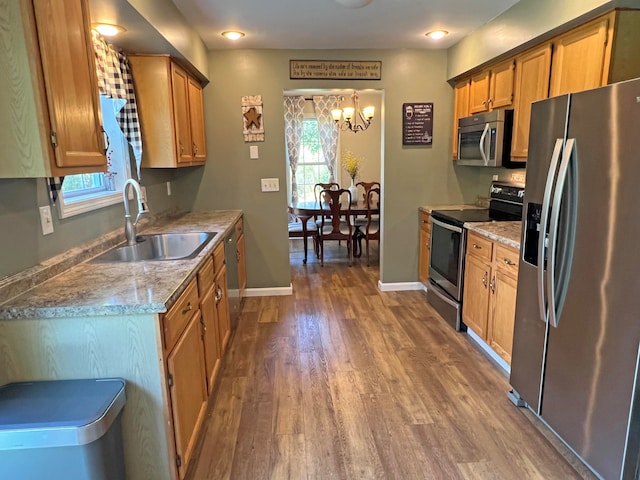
[364,187,381,236]
[318,188,352,236]
[356,181,381,203]
[314,182,340,205]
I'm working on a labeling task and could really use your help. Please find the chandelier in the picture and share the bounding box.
[331,91,375,133]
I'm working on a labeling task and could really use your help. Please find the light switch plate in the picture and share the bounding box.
[261,178,280,192]
[39,205,54,235]
[250,145,259,159]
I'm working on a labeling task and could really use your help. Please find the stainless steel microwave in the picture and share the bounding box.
[456,110,522,167]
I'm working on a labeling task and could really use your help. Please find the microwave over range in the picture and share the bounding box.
[456,109,523,168]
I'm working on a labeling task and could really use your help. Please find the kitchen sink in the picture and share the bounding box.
[92,232,217,262]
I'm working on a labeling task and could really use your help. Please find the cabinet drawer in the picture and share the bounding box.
[212,241,225,273]
[467,232,493,262]
[235,218,244,237]
[197,256,214,297]
[420,212,431,233]
[494,244,519,277]
[163,278,199,352]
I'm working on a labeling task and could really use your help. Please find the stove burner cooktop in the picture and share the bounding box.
[430,208,520,228]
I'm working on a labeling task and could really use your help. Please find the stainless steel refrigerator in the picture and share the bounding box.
[509,77,640,480]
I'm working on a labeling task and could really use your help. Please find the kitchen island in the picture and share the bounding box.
[0,210,242,480]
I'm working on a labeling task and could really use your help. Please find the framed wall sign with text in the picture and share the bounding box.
[402,102,433,146]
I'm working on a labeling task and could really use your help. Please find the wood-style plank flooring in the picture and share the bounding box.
[188,240,594,479]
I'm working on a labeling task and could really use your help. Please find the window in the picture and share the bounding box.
[294,117,331,202]
[57,95,132,218]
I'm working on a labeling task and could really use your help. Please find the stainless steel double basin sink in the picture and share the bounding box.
[92,232,217,263]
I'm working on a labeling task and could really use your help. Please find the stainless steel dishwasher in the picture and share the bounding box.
[224,228,241,330]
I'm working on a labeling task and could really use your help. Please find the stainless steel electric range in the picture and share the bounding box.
[427,181,524,331]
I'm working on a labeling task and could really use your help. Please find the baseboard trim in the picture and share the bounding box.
[243,284,293,297]
[466,327,511,375]
[377,281,425,292]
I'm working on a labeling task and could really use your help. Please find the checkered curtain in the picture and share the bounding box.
[92,31,143,179]
[283,96,306,203]
[312,95,341,183]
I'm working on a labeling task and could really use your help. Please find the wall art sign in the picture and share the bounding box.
[402,102,433,146]
[289,60,382,80]
[242,95,264,142]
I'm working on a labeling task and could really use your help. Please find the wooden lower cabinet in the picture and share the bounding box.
[167,311,208,479]
[418,211,431,286]
[463,231,519,365]
[462,254,491,338]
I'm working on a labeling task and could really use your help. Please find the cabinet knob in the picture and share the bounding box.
[182,302,193,314]
[193,142,198,155]
[179,142,184,154]
[482,271,488,288]
[489,275,496,293]
[473,243,482,249]
[504,258,516,266]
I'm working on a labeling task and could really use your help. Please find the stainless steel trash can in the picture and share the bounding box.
[0,378,126,480]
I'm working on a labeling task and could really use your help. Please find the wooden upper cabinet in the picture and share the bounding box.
[469,70,491,113]
[188,77,207,163]
[451,78,470,159]
[0,0,105,178]
[489,60,515,109]
[549,15,612,97]
[511,44,552,160]
[128,55,207,168]
[171,63,194,165]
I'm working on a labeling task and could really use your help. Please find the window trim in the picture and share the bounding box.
[56,189,123,219]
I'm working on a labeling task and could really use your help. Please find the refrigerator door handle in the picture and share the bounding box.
[479,123,490,165]
[538,139,564,324]
[547,138,575,328]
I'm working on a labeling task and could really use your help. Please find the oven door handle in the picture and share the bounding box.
[431,217,463,234]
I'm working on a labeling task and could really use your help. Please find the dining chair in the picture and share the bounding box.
[314,182,340,206]
[361,186,380,266]
[356,181,381,204]
[288,212,318,264]
[317,188,353,266]
[354,181,381,234]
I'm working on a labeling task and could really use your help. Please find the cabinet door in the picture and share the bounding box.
[167,313,207,479]
[215,265,231,354]
[489,60,515,109]
[469,70,491,113]
[511,44,552,159]
[488,270,518,364]
[32,0,105,171]
[549,15,611,97]
[452,78,470,159]
[170,63,193,165]
[187,76,207,163]
[237,233,247,298]
[461,254,491,338]
[418,219,430,286]
[200,286,221,395]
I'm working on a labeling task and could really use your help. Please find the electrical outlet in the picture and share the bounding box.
[250,145,259,159]
[492,174,499,181]
[261,178,280,192]
[39,205,54,235]
[166,181,172,196]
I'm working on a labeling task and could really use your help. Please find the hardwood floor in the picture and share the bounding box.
[188,241,592,479]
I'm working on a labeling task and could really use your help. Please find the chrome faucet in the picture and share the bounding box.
[123,178,149,245]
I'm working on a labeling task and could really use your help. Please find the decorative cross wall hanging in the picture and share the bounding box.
[241,95,265,142]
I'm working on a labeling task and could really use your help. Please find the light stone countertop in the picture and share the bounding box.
[419,204,485,214]
[0,210,242,320]
[464,221,522,250]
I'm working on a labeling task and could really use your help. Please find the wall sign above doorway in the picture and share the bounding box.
[289,60,382,80]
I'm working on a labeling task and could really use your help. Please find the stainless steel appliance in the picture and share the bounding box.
[509,78,640,480]
[427,181,524,331]
[457,110,522,167]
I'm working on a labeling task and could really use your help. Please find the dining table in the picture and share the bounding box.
[288,199,380,264]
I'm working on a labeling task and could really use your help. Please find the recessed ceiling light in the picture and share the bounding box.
[92,23,126,37]
[222,31,245,41]
[334,0,373,8]
[425,30,449,40]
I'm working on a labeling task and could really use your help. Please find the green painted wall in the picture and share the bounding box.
[189,48,497,287]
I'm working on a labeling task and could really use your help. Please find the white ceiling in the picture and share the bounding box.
[171,0,520,50]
